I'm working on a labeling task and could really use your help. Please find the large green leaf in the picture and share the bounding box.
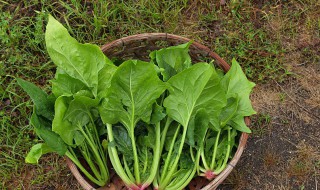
[164,63,228,154]
[25,143,53,164]
[16,78,54,120]
[99,60,166,131]
[31,112,67,155]
[150,42,192,81]
[164,63,219,128]
[45,15,108,96]
[221,59,256,117]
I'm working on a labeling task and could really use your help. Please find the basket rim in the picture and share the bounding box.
[67,33,250,190]
[100,33,231,72]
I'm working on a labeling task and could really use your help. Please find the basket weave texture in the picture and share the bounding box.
[66,33,250,190]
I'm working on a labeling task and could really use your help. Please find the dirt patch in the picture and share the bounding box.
[3,156,82,190]
[219,63,320,189]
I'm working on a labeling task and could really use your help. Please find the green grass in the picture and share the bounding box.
[0,0,319,189]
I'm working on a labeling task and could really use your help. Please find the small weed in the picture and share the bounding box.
[251,113,272,136]
[279,93,286,102]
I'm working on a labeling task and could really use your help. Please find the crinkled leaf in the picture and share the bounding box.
[150,42,192,81]
[138,126,156,149]
[25,143,53,164]
[99,60,166,131]
[139,146,153,181]
[45,15,108,96]
[179,151,194,170]
[16,78,54,120]
[164,62,227,137]
[112,125,133,161]
[150,103,166,124]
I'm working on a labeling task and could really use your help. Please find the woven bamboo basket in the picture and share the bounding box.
[66,33,250,190]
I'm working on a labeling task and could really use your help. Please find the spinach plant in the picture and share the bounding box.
[196,59,256,180]
[18,15,112,186]
[99,60,166,189]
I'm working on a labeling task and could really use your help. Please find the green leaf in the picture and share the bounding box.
[221,59,256,117]
[204,137,216,156]
[220,96,239,127]
[16,78,54,120]
[150,42,192,81]
[25,143,53,164]
[139,146,153,181]
[138,126,156,149]
[98,63,117,98]
[197,68,227,130]
[102,139,108,150]
[31,112,67,155]
[74,131,85,145]
[228,116,251,133]
[112,125,134,161]
[192,108,210,147]
[179,151,194,170]
[64,95,99,126]
[52,96,76,146]
[99,60,166,131]
[163,63,213,128]
[215,129,237,161]
[150,104,166,124]
[45,15,108,96]
[51,68,90,97]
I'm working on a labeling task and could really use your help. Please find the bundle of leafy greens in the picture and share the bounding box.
[17,15,110,187]
[19,15,255,190]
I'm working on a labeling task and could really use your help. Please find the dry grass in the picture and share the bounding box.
[286,142,320,186]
